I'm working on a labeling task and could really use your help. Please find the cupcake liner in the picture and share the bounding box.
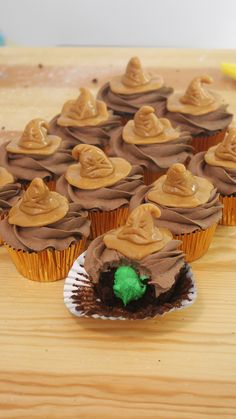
[143,168,167,186]
[64,251,197,321]
[4,237,87,282]
[88,206,129,239]
[174,223,217,262]
[0,210,8,245]
[219,194,236,226]
[191,129,227,154]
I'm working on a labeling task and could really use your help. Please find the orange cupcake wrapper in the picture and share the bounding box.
[174,224,217,262]
[219,195,236,226]
[88,207,129,239]
[4,237,87,282]
[0,210,9,246]
[192,129,227,154]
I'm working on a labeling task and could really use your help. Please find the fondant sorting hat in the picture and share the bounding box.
[148,163,214,208]
[103,203,172,260]
[110,57,163,95]
[167,75,221,115]
[6,119,61,155]
[205,128,236,169]
[122,105,180,144]
[57,87,109,127]
[65,144,132,190]
[8,178,69,227]
[0,167,14,188]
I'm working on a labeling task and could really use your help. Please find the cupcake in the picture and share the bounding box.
[49,88,121,153]
[98,57,173,124]
[56,144,144,238]
[64,204,196,320]
[0,167,22,244]
[0,178,90,281]
[108,105,193,185]
[130,164,222,262]
[166,75,233,153]
[0,118,73,190]
[188,128,236,225]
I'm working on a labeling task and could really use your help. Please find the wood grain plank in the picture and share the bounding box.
[0,48,235,419]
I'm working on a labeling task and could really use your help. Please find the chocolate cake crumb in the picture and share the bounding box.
[72,263,194,320]
[92,78,98,84]
[1,126,5,130]
[38,63,43,69]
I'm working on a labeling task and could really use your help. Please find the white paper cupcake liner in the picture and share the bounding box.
[64,251,197,321]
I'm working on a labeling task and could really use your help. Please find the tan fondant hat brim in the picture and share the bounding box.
[6,135,61,155]
[122,119,180,145]
[0,167,15,187]
[65,157,132,190]
[167,91,221,116]
[57,100,109,127]
[148,175,214,208]
[8,192,69,227]
[205,145,236,169]
[104,226,172,260]
[110,74,163,95]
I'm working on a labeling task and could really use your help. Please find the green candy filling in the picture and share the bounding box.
[113,266,148,306]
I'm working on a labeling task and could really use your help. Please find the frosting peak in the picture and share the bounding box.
[103,204,172,260]
[215,128,236,162]
[163,164,199,197]
[66,144,132,190]
[57,88,109,127]
[8,178,69,227]
[122,57,150,87]
[180,75,215,107]
[134,106,163,137]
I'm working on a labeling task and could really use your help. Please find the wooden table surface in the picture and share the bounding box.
[0,48,236,419]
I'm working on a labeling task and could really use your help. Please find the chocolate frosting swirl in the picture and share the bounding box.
[0,140,73,181]
[0,183,22,211]
[49,113,122,151]
[84,235,184,296]
[165,105,233,135]
[188,152,236,196]
[98,82,173,116]
[0,203,90,251]
[56,166,144,211]
[130,184,222,234]
[108,127,193,171]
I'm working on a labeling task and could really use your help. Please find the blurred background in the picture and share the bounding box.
[0,0,236,48]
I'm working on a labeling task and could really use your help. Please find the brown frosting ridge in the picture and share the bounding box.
[49,112,121,151]
[56,165,144,211]
[108,126,192,172]
[129,184,222,234]
[0,183,22,211]
[0,202,90,252]
[165,105,232,135]
[0,140,73,181]
[84,235,184,296]
[188,152,236,196]
[97,82,173,116]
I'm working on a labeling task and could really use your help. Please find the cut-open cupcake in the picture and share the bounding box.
[64,204,196,320]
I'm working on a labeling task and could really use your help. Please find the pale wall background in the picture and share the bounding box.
[0,0,236,48]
